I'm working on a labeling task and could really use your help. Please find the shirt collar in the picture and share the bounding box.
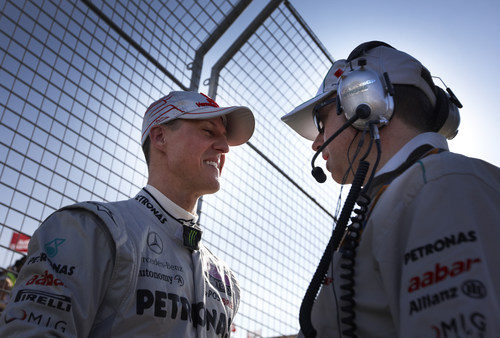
[145,184,198,224]
[376,132,448,177]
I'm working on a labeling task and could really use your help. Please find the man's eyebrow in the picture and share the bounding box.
[202,119,227,134]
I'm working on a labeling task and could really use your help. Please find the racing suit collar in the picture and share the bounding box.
[145,184,198,224]
[376,132,448,178]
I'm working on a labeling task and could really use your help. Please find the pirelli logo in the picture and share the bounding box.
[14,289,72,312]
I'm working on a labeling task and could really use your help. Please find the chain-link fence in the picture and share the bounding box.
[0,0,337,335]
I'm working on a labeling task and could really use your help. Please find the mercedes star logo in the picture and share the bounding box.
[147,231,163,254]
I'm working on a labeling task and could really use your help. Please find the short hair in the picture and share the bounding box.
[393,84,436,132]
[142,119,182,166]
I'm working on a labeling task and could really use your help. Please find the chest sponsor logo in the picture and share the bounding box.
[461,279,486,299]
[27,253,75,275]
[409,286,458,315]
[136,289,232,336]
[3,308,67,332]
[404,230,476,265]
[409,279,488,315]
[430,312,486,337]
[44,238,65,258]
[141,257,183,272]
[14,289,71,312]
[206,290,233,309]
[147,231,163,254]
[408,257,481,293]
[135,195,167,223]
[139,268,184,286]
[207,263,232,297]
[26,270,64,286]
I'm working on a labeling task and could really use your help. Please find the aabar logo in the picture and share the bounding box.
[408,257,481,293]
[26,270,64,286]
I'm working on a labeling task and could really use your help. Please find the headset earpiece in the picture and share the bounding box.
[433,87,449,132]
[337,64,394,130]
[434,86,460,139]
[338,41,460,138]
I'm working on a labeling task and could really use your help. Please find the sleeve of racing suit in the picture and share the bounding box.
[0,208,115,337]
[399,173,500,337]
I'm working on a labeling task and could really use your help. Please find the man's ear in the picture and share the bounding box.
[149,125,167,150]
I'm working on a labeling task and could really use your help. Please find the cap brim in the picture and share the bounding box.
[281,90,335,141]
[180,106,255,146]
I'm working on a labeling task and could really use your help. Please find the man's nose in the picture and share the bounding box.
[312,133,324,152]
[214,136,230,153]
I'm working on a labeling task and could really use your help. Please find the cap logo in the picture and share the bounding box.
[196,93,219,108]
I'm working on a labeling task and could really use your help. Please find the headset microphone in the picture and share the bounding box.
[311,113,367,183]
[311,166,327,183]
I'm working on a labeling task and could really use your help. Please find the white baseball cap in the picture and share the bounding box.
[281,43,438,140]
[281,59,347,140]
[141,91,255,146]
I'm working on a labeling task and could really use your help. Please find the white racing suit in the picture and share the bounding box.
[0,187,240,337]
[300,133,500,337]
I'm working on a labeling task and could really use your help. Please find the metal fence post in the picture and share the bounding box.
[188,0,252,91]
[207,0,284,99]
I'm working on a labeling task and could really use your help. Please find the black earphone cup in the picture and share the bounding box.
[432,87,449,132]
[347,41,395,62]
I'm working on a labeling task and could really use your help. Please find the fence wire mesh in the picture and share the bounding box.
[202,3,336,335]
[0,0,337,336]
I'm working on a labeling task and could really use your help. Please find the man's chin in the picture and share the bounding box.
[198,179,221,195]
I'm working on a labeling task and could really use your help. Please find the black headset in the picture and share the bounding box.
[336,41,462,139]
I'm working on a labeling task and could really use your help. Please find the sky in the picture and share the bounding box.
[292,0,500,167]
[205,0,500,167]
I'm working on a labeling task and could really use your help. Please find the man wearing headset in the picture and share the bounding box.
[0,91,254,337]
[282,42,500,337]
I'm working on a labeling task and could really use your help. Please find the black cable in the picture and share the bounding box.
[338,189,370,337]
[338,125,382,337]
[346,130,365,179]
[299,160,370,338]
[336,132,364,217]
[311,115,360,170]
[362,124,382,192]
[363,140,381,193]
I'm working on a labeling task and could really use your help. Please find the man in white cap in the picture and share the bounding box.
[282,41,500,337]
[0,91,254,337]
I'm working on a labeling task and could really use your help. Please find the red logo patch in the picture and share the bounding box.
[196,93,219,108]
[334,68,344,78]
[26,270,64,286]
[407,257,481,293]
